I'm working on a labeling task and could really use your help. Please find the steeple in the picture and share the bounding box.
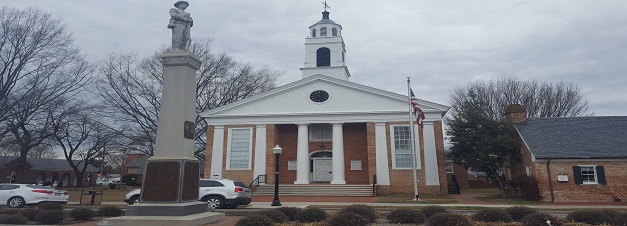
[300,4,350,81]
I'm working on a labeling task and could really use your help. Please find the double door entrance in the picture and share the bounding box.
[312,158,332,182]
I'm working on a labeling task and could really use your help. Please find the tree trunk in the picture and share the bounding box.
[15,148,29,184]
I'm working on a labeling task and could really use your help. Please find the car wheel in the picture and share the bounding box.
[128,196,140,205]
[226,204,238,209]
[8,196,25,208]
[202,196,225,209]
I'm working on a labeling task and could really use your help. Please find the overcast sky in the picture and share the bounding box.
[5,0,627,116]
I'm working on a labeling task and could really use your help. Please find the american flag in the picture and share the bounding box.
[410,89,425,127]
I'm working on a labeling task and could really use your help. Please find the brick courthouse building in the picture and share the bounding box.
[201,9,450,195]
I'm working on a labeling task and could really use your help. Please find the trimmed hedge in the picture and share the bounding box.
[276,207,302,221]
[427,213,471,226]
[18,208,40,221]
[234,215,273,226]
[35,209,65,224]
[295,207,327,223]
[387,207,425,224]
[70,208,96,220]
[522,213,562,226]
[327,212,370,226]
[420,205,448,219]
[567,209,612,225]
[98,205,125,217]
[506,206,538,221]
[337,204,377,223]
[472,208,512,223]
[0,215,28,224]
[37,202,63,210]
[254,209,288,223]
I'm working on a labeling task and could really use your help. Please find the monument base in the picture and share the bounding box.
[100,211,224,226]
[142,158,199,202]
[126,202,208,216]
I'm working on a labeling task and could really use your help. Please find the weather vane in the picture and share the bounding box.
[322,1,331,12]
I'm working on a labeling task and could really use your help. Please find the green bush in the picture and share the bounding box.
[506,206,538,221]
[0,208,22,215]
[327,212,370,226]
[337,204,377,223]
[276,207,302,221]
[420,205,449,219]
[234,215,273,226]
[18,208,39,220]
[37,202,63,210]
[567,209,611,225]
[426,213,471,226]
[121,174,140,186]
[472,208,512,223]
[296,207,327,223]
[35,209,65,224]
[70,208,96,220]
[254,209,288,223]
[387,207,425,224]
[612,211,627,225]
[0,215,28,224]
[98,205,125,217]
[522,213,562,226]
[510,175,542,201]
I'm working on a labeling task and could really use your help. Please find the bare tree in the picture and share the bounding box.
[0,145,59,159]
[51,105,119,187]
[0,7,92,183]
[96,39,282,159]
[449,76,591,120]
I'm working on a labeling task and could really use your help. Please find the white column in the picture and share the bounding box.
[331,123,346,184]
[423,122,440,185]
[374,122,390,185]
[253,125,267,184]
[294,124,310,184]
[210,125,225,179]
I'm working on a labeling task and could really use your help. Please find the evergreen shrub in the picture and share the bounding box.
[506,206,538,221]
[70,208,96,220]
[254,209,288,223]
[295,207,327,223]
[234,215,273,226]
[420,205,448,219]
[327,212,370,226]
[337,204,377,223]
[387,207,425,224]
[0,215,28,224]
[37,202,63,210]
[567,209,611,225]
[522,213,562,226]
[426,213,471,226]
[472,208,512,223]
[277,207,302,221]
[98,205,124,217]
[35,209,65,224]
[18,208,39,220]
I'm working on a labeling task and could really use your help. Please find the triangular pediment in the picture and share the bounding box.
[201,75,448,124]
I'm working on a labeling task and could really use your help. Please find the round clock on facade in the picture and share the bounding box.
[309,90,329,103]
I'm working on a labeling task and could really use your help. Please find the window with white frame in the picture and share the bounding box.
[350,160,362,170]
[392,125,415,169]
[227,128,252,169]
[445,162,454,173]
[580,166,597,184]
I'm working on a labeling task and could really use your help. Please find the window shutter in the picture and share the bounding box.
[596,166,606,184]
[573,166,582,185]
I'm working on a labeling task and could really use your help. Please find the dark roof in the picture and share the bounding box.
[515,116,627,159]
[0,156,99,171]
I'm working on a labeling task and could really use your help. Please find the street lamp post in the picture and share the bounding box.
[271,145,282,206]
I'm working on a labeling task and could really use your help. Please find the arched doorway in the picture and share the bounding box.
[61,173,71,187]
[310,150,332,182]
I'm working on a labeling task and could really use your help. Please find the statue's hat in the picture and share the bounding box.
[174,1,189,7]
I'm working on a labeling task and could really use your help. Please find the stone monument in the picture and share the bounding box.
[101,2,224,225]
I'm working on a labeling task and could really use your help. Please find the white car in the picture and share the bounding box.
[0,184,69,208]
[96,178,113,186]
[124,179,252,209]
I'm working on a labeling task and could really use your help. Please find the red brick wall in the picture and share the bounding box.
[534,160,627,202]
[343,123,369,184]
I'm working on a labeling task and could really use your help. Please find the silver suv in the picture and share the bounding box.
[124,179,252,209]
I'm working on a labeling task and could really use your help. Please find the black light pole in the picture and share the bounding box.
[271,145,282,206]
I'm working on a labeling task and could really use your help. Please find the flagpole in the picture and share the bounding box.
[407,77,420,201]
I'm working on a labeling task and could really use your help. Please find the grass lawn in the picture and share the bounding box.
[464,188,543,205]
[373,193,459,204]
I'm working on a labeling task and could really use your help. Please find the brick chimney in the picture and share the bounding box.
[505,104,527,124]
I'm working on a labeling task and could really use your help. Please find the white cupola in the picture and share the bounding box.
[300,9,351,81]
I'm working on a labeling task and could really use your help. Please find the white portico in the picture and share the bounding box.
[200,8,449,194]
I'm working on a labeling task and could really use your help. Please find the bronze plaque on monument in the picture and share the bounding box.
[182,161,199,201]
[142,162,180,201]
